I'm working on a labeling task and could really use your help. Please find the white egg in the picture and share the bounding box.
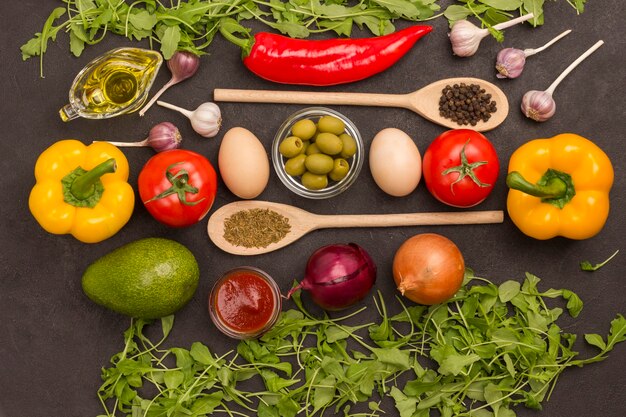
[218,127,269,199]
[369,128,422,197]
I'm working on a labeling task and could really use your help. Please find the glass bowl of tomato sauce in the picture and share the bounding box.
[208,267,282,339]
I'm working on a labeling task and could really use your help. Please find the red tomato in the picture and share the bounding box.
[138,150,217,227]
[422,129,499,208]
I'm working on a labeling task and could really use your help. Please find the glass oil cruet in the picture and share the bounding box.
[59,47,163,121]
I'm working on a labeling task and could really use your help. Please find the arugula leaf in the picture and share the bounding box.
[562,289,583,317]
[498,280,521,302]
[161,315,174,338]
[523,0,545,25]
[190,342,219,367]
[189,392,224,415]
[23,0,592,78]
[163,370,185,390]
[390,386,417,417]
[97,269,624,417]
[312,375,336,412]
[160,25,182,59]
[371,347,411,370]
[580,249,619,271]
[372,0,419,16]
[571,0,587,13]
[444,4,473,21]
[20,7,66,76]
[606,314,626,350]
[478,0,522,10]
[128,10,157,31]
[584,333,607,350]
[437,351,481,376]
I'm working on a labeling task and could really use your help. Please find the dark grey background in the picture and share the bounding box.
[1,1,624,416]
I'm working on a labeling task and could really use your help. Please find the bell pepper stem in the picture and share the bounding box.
[70,158,117,200]
[506,171,566,198]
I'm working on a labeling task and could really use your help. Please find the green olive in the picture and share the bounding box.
[301,172,328,190]
[315,133,343,156]
[305,153,334,174]
[279,136,304,158]
[317,115,345,135]
[299,141,309,155]
[329,158,350,181]
[305,142,321,155]
[284,154,307,176]
[339,133,357,159]
[291,119,317,140]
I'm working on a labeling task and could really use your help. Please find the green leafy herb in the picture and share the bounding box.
[580,249,619,271]
[97,269,624,417]
[22,0,591,77]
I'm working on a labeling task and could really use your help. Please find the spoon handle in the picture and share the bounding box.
[312,210,504,229]
[214,88,411,109]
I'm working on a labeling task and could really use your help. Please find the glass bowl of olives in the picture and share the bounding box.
[272,107,364,199]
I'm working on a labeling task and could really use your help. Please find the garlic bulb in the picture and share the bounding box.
[521,40,604,122]
[496,30,572,79]
[139,52,201,116]
[449,13,534,57]
[157,101,222,138]
[93,122,182,152]
[496,48,527,79]
[449,20,488,57]
[521,90,556,121]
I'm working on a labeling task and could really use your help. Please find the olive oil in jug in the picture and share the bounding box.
[60,47,163,121]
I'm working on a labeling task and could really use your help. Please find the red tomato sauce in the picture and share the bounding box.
[215,271,276,333]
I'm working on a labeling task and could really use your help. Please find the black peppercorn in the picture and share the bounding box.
[438,83,498,126]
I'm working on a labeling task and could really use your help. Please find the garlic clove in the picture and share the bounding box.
[495,48,527,79]
[521,90,556,122]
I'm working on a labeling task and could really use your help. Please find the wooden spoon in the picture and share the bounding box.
[214,77,509,132]
[208,200,504,256]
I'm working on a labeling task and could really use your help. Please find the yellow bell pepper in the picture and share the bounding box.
[29,140,135,243]
[506,133,613,240]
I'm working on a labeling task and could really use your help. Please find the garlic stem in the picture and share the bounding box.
[492,13,534,31]
[524,29,572,57]
[157,100,193,118]
[545,40,604,95]
[139,80,176,117]
[93,139,149,147]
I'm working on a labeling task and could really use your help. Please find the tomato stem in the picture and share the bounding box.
[442,140,491,194]
[144,162,205,206]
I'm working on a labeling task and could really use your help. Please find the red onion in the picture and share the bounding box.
[287,243,377,311]
[139,51,201,116]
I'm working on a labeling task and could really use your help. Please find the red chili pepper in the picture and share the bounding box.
[221,25,432,86]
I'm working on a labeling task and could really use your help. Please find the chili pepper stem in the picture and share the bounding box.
[157,100,193,118]
[70,158,117,200]
[546,40,604,95]
[524,29,572,57]
[492,13,534,31]
[219,18,254,56]
[506,171,566,199]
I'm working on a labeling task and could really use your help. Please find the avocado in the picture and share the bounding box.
[82,237,200,319]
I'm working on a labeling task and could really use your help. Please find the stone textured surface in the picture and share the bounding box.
[1,1,624,416]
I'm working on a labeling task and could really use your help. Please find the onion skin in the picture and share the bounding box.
[392,233,464,305]
[289,243,377,311]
